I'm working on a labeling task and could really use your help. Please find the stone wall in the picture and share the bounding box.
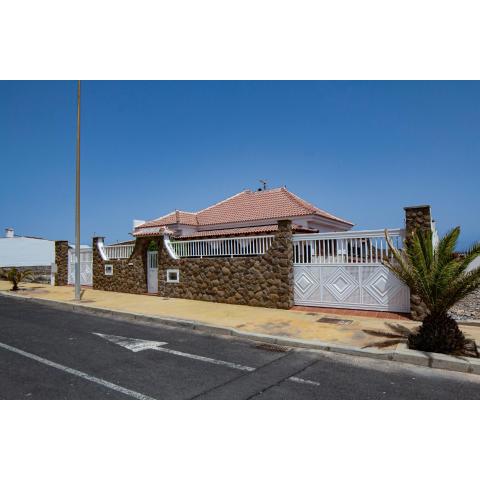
[54,241,69,286]
[404,205,433,321]
[91,221,294,309]
[92,236,149,294]
[404,205,432,238]
[157,220,294,309]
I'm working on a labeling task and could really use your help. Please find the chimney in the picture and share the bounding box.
[5,227,14,238]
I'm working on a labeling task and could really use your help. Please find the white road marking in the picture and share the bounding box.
[0,340,154,400]
[94,333,321,386]
[94,333,167,352]
[151,345,256,372]
[289,376,321,386]
[94,332,254,371]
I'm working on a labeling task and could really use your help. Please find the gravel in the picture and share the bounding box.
[450,288,480,322]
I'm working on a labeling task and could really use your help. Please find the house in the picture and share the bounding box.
[55,191,424,314]
[133,187,353,239]
[0,227,55,283]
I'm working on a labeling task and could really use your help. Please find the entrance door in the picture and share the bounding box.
[147,251,158,294]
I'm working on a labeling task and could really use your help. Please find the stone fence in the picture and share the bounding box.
[158,220,293,309]
[83,205,435,314]
[91,220,294,309]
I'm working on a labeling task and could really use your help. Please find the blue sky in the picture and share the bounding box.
[1,81,479,249]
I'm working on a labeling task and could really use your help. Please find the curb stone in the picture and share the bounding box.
[1,290,479,376]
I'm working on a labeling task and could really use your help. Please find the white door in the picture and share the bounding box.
[68,248,93,286]
[147,251,158,294]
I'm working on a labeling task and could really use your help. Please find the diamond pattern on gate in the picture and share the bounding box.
[364,267,402,306]
[324,267,358,302]
[294,268,319,299]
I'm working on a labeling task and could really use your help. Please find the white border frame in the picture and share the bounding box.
[166,269,180,283]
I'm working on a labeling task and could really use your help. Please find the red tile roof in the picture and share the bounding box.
[145,210,198,227]
[135,187,353,235]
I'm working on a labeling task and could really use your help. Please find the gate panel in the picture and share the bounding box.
[293,229,410,313]
[68,248,93,286]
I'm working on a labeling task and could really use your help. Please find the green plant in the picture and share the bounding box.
[365,227,480,356]
[147,240,158,251]
[0,267,33,291]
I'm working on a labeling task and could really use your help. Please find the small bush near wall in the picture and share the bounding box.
[1,265,51,284]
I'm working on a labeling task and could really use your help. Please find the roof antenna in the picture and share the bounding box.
[259,179,267,191]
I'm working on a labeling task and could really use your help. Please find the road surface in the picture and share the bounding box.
[1,295,479,399]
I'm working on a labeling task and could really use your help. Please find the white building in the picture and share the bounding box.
[0,227,54,270]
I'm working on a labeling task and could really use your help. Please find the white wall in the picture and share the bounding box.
[467,256,480,273]
[0,237,55,267]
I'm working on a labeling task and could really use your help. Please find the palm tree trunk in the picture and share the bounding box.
[408,314,466,354]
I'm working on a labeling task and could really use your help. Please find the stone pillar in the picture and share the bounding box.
[54,240,69,286]
[92,236,105,291]
[403,205,433,321]
[404,205,433,239]
[276,220,294,308]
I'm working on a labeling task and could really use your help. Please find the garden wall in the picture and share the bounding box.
[91,220,294,309]
[157,220,294,309]
[92,236,149,294]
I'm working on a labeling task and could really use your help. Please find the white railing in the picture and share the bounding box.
[171,235,274,258]
[293,229,405,265]
[104,244,135,260]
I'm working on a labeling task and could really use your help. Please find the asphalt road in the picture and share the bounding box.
[1,295,480,399]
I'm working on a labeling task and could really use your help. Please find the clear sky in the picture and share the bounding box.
[1,81,479,249]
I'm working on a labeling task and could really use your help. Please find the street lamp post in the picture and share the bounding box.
[75,80,81,301]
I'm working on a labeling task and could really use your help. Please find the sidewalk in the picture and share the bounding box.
[2,281,480,374]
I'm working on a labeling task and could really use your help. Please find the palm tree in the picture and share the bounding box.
[0,267,33,291]
[378,227,480,355]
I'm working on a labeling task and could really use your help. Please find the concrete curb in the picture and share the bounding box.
[2,290,480,376]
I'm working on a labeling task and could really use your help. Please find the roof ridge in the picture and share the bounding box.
[251,187,284,194]
[281,188,317,213]
[196,190,249,215]
[147,210,177,223]
[282,189,354,225]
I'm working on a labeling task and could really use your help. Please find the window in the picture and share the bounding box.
[166,269,179,283]
[105,264,113,276]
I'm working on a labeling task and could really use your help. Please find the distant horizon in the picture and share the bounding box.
[1,81,479,250]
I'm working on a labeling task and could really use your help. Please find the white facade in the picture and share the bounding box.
[145,215,353,238]
[0,236,55,267]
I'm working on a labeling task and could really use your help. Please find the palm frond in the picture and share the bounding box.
[457,241,480,272]
[363,338,404,349]
[384,322,416,337]
[362,328,405,339]
[384,226,480,317]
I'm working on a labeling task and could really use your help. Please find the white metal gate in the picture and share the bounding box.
[147,251,158,294]
[293,229,410,313]
[68,247,93,286]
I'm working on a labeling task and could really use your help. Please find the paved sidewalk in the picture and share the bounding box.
[2,281,480,352]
